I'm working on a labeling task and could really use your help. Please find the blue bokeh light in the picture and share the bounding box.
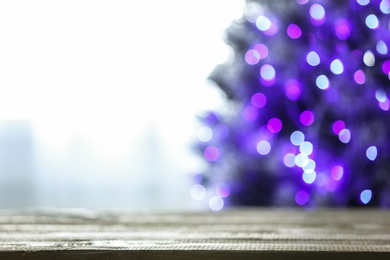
[365,14,379,29]
[303,171,316,184]
[290,131,305,146]
[316,75,330,90]
[380,0,390,14]
[360,189,372,204]
[330,59,344,75]
[366,146,378,161]
[377,40,388,55]
[357,0,370,6]
[306,51,320,66]
[299,141,313,155]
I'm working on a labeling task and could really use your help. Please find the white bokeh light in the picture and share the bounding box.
[191,184,207,200]
[197,127,213,142]
[209,196,224,211]
[363,50,375,66]
[330,59,344,75]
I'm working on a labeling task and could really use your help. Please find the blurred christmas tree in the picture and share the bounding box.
[194,0,390,209]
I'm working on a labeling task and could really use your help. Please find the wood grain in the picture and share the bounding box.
[0,208,389,259]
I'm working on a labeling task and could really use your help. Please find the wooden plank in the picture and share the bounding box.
[0,209,389,259]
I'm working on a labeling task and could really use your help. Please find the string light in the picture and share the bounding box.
[197,0,390,209]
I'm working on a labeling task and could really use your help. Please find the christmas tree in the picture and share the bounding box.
[194,0,390,209]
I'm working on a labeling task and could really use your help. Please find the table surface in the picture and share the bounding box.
[0,208,389,259]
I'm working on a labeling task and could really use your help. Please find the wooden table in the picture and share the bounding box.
[0,208,389,259]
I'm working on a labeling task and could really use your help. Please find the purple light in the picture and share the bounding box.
[197,0,390,208]
[251,92,267,108]
[243,106,258,122]
[335,19,350,40]
[204,146,220,161]
[382,60,390,74]
[261,78,276,87]
[331,166,344,181]
[285,79,301,100]
[332,120,346,134]
[259,125,274,140]
[316,173,329,192]
[379,98,390,111]
[354,70,366,84]
[264,22,279,36]
[377,89,390,110]
[254,44,269,59]
[299,110,315,126]
[214,124,229,139]
[287,24,302,39]
[267,118,283,133]
[282,144,297,155]
[326,179,338,192]
[336,42,348,53]
[295,190,309,206]
[245,49,261,65]
[216,183,231,198]
[191,173,203,185]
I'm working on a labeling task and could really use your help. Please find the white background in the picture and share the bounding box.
[0,0,244,209]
